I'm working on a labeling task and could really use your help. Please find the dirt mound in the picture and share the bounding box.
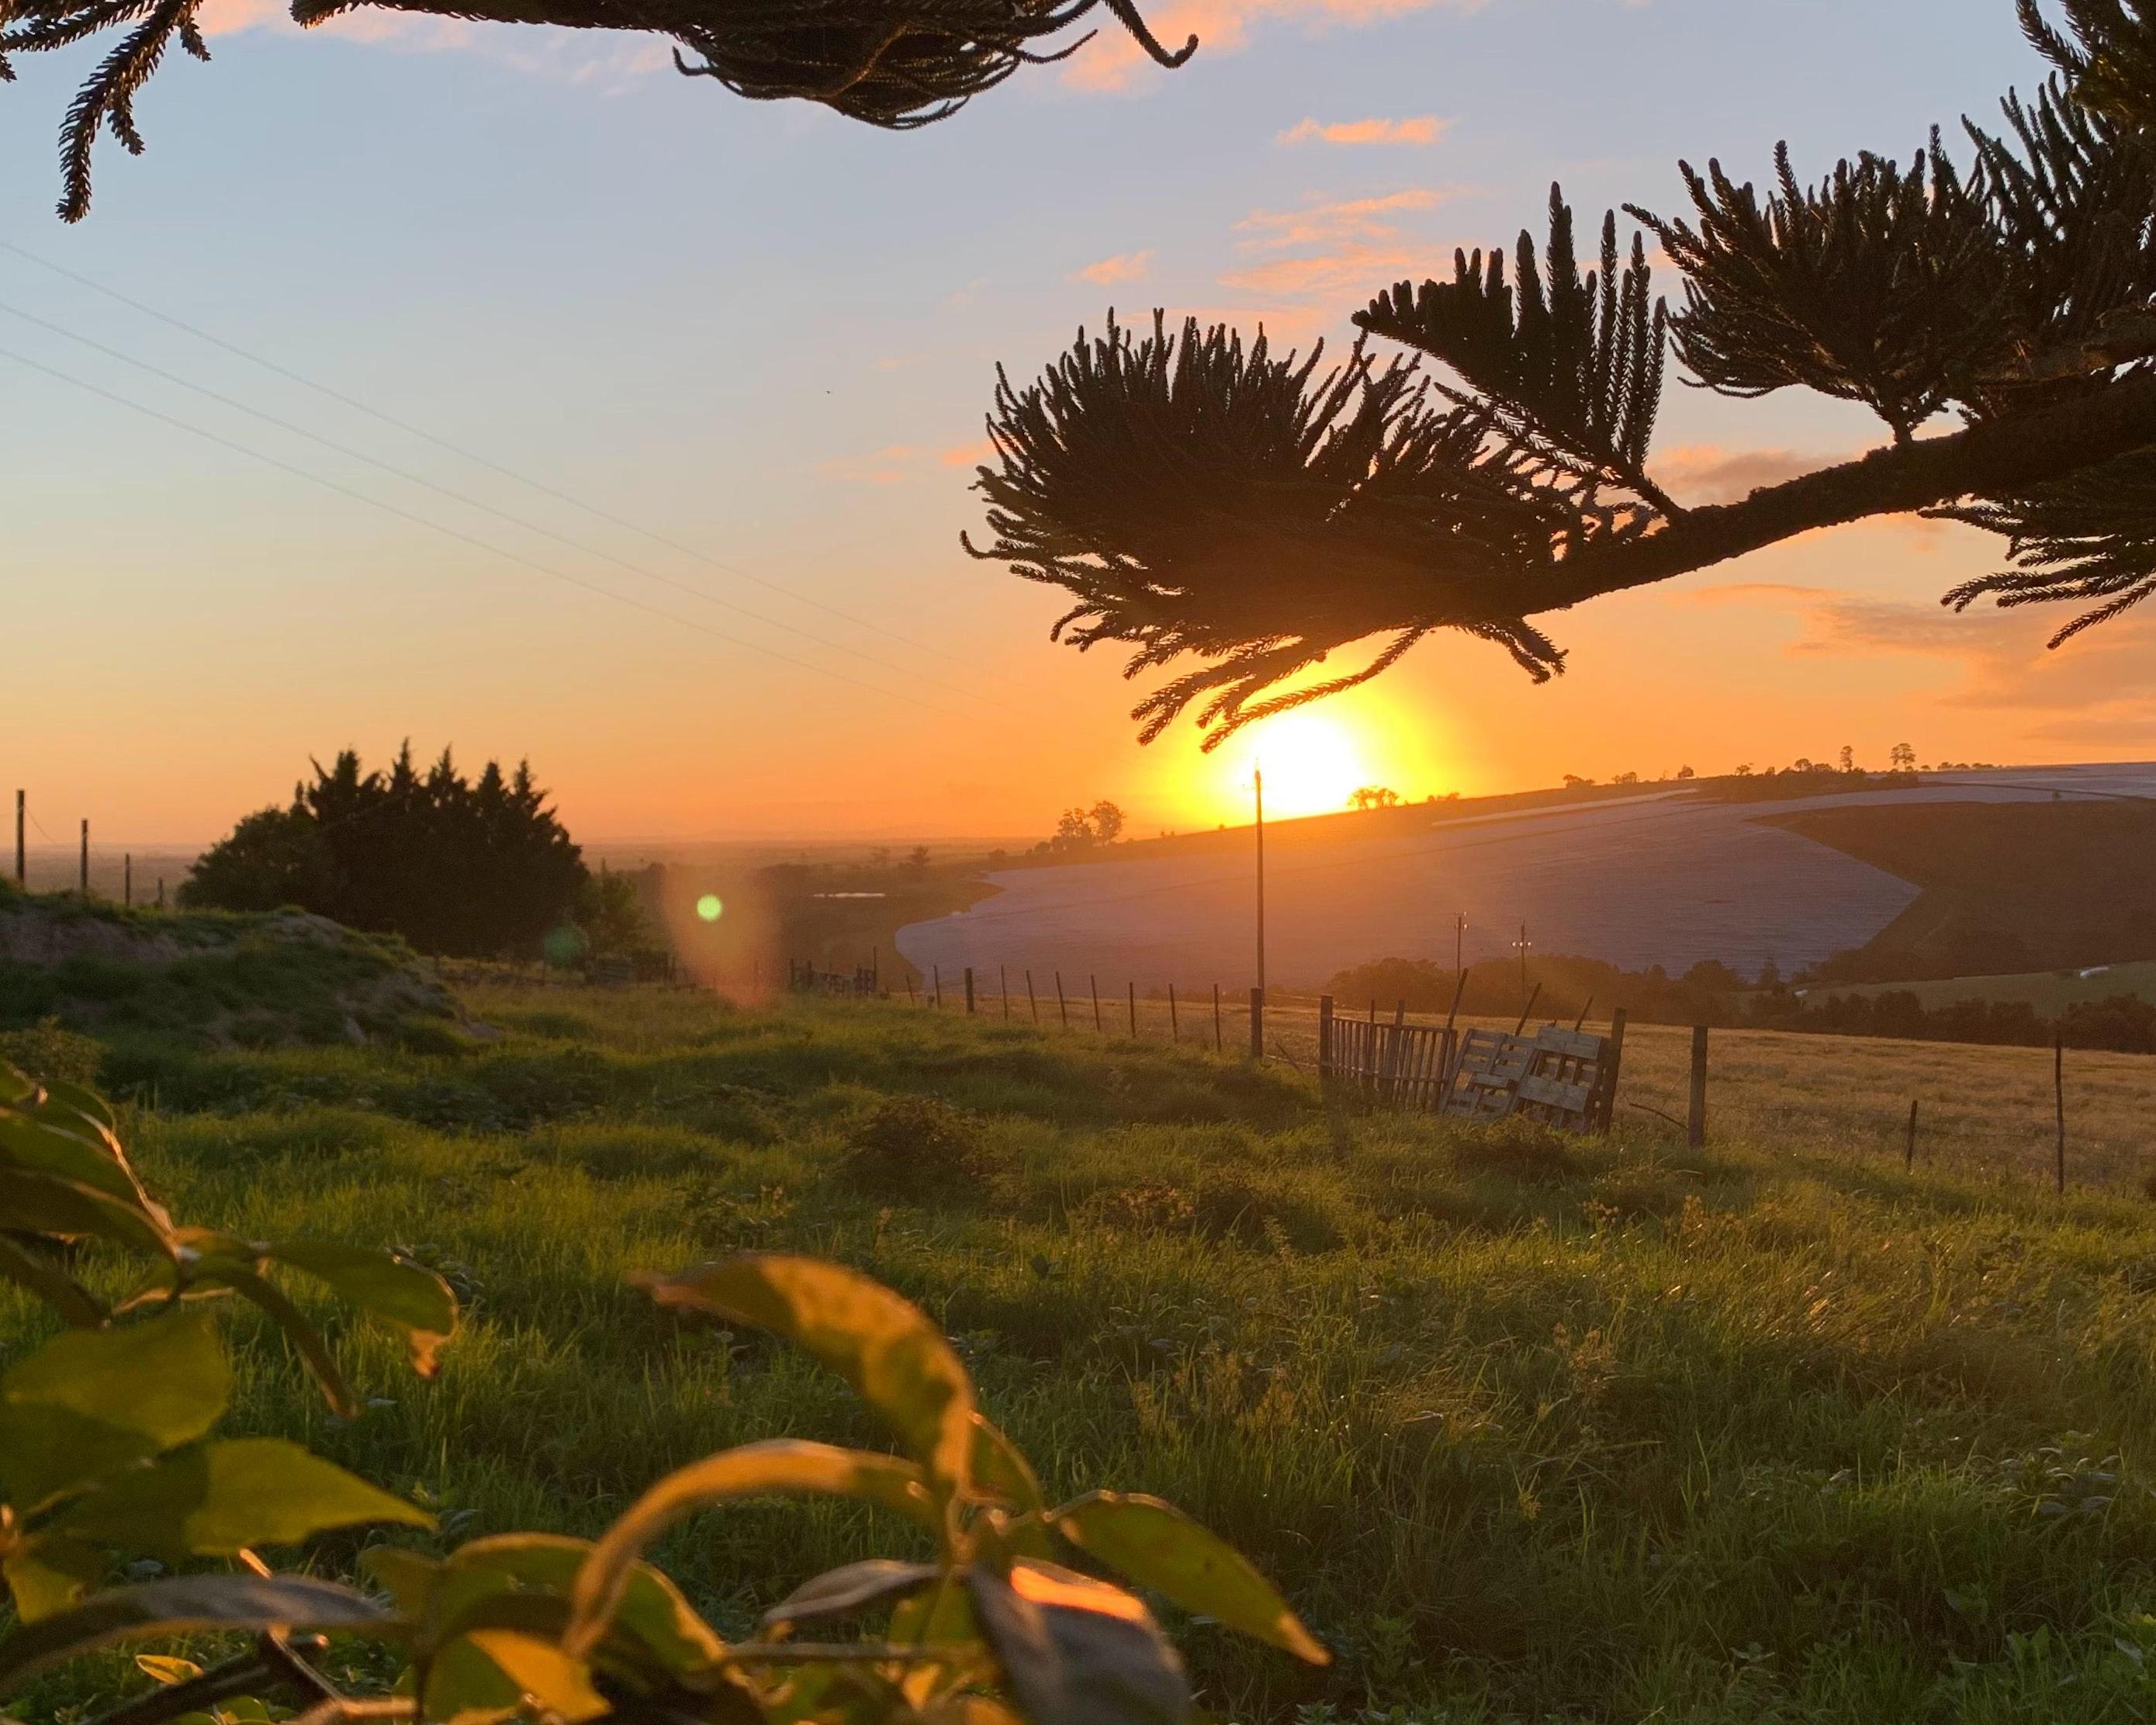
[0,888,456,1048]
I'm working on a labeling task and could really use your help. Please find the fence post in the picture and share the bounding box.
[1127,981,1137,1038]
[124,854,132,908]
[1213,984,1222,1053]
[1317,995,1335,1082]
[933,965,943,1010]
[1027,970,1039,1024]
[2055,1035,2067,1196]
[1905,1099,1919,1171]
[1055,972,1068,1029]
[1169,984,1179,1042]
[12,790,21,888]
[1594,1008,1628,1134]
[906,975,916,1006]
[1090,975,1102,1033]
[1383,999,1407,1103]
[78,819,88,895]
[1248,986,1264,1062]
[1001,965,1009,1020]
[155,877,164,909]
[964,967,975,1015]
[1687,1025,1709,1149]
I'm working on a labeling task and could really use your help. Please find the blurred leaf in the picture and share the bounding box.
[566,1439,934,1658]
[0,1167,169,1256]
[177,1245,358,1419]
[359,1545,439,1617]
[966,1560,1190,1725]
[1052,1492,1327,1664]
[34,1079,116,1136]
[971,1416,1045,1515]
[434,1534,725,1678]
[459,1631,607,1725]
[0,1309,229,1509]
[135,1654,204,1685]
[0,1573,388,1691]
[763,1560,943,1629]
[0,1113,148,1213]
[61,1437,431,1560]
[268,1242,457,1377]
[0,1062,35,1109]
[0,1235,104,1327]
[422,1631,524,1725]
[639,1256,974,1498]
[3,1534,109,1622]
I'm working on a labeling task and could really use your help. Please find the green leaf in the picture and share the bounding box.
[971,1416,1046,1515]
[431,1534,725,1679]
[964,1560,1190,1725]
[0,1114,147,1212]
[565,1438,935,1658]
[34,1079,116,1137]
[178,1249,358,1419]
[762,1560,943,1629]
[2,1535,109,1623]
[0,1062,35,1110]
[458,1631,608,1725]
[1051,1493,1328,1664]
[0,1574,389,1692]
[0,1309,230,1510]
[359,1546,440,1616]
[638,1256,974,1498]
[0,1167,169,1256]
[0,1235,105,1327]
[421,1632,524,1725]
[267,1242,457,1377]
[61,1437,431,1560]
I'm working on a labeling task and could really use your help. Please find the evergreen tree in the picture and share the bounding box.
[967,0,2156,750]
[180,744,589,958]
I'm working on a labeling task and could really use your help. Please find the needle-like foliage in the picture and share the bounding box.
[2022,0,2156,130]
[1941,450,2156,639]
[0,0,1195,220]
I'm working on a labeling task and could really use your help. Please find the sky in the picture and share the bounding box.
[1,0,2144,848]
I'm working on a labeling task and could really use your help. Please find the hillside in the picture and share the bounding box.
[20,982,2156,1725]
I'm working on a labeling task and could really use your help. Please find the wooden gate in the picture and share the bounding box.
[1319,999,1627,1134]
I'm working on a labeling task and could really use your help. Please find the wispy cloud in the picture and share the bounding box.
[1066,0,1479,91]
[1075,250,1155,286]
[940,438,997,468]
[819,444,922,487]
[199,0,670,83]
[1214,187,1455,323]
[1279,115,1448,147]
[1651,445,1844,509]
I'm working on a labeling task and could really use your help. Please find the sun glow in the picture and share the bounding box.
[1218,710,1372,822]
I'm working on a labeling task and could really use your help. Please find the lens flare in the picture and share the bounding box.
[696,894,725,923]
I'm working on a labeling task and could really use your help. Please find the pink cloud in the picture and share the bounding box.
[1076,250,1155,286]
[1279,115,1448,147]
[1235,187,1445,250]
[940,438,997,468]
[1652,445,1843,508]
[1065,0,1475,91]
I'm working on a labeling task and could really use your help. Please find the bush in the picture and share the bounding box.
[0,1018,102,1087]
[838,1094,996,1201]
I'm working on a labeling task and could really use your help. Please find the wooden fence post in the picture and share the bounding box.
[1248,987,1264,1062]
[123,854,132,908]
[1001,965,1009,1020]
[933,965,943,1010]
[906,975,916,1006]
[1213,984,1222,1053]
[2055,1035,2068,1196]
[1687,1025,1709,1148]
[1382,1000,1407,1103]
[1090,975,1101,1033]
[1317,996,1335,1082]
[1169,984,1179,1042]
[1594,1008,1628,1134]
[1026,970,1039,1024]
[78,819,88,895]
[1127,981,1137,1038]
[1055,972,1068,1028]
[964,967,975,1015]
[1905,1099,1919,1170]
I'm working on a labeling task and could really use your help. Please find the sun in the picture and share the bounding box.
[1217,710,1371,821]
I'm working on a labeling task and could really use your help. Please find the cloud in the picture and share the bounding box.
[198,0,670,82]
[940,438,997,468]
[1209,188,1457,324]
[1279,115,1448,147]
[1650,445,1843,508]
[1076,250,1155,286]
[818,444,922,486]
[1235,187,1445,249]
[1065,0,1479,91]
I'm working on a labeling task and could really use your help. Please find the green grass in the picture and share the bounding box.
[19,987,2156,1723]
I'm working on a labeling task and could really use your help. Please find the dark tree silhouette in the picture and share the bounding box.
[180,743,590,958]
[1,0,1194,220]
[968,1,2156,749]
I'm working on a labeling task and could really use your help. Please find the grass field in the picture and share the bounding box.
[18,986,2156,1723]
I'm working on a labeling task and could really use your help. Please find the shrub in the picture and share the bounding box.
[838,1094,997,1201]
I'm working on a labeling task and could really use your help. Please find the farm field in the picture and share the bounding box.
[1809,961,2156,1016]
[893,764,2156,992]
[18,984,2156,1725]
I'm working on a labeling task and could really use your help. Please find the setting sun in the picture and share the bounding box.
[1218,711,1372,822]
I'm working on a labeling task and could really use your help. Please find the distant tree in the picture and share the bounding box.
[908,845,933,869]
[1049,802,1125,850]
[1348,785,1400,811]
[1891,743,1918,772]
[181,743,586,958]
[1088,799,1126,843]
[574,870,649,959]
[1613,770,1640,785]
[1676,764,1697,780]
[1734,764,1753,777]
[1839,744,1857,773]
[1562,774,1596,789]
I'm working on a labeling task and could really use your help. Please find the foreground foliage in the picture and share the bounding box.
[0,1050,1322,1725]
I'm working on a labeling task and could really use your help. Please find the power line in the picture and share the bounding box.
[0,293,971,697]
[0,341,973,721]
[0,240,1017,684]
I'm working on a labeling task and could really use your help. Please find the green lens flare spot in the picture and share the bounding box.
[697,895,724,923]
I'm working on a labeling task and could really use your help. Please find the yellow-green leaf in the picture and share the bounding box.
[566,1439,935,1658]
[763,1560,943,1630]
[0,1235,105,1328]
[0,1309,229,1510]
[1051,1492,1327,1664]
[135,1654,205,1685]
[639,1256,974,1497]
[0,1167,169,1256]
[61,1438,431,1560]
[268,1242,457,1377]
[459,1631,608,1725]
[971,1415,1045,1515]
[434,1534,725,1679]
[0,1574,389,1692]
[2,1535,109,1623]
[359,1546,440,1616]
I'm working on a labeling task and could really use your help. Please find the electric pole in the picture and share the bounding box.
[1253,764,1266,998]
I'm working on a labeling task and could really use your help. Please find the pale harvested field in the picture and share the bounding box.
[932,985,2156,1194]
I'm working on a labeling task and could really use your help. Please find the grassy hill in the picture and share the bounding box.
[19,985,2156,1724]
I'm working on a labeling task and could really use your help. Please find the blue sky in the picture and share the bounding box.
[1,0,2116,844]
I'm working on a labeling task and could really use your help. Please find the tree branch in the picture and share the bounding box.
[1521,369,2156,616]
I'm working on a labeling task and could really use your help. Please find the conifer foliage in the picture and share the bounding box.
[971,0,2156,748]
[178,743,590,959]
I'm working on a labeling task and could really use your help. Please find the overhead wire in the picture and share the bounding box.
[0,341,977,722]
[0,240,1027,688]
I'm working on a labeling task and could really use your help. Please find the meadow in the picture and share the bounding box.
[17,986,2156,1724]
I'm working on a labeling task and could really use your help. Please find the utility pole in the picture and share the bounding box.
[1512,921,1531,1001]
[124,854,132,908]
[12,791,22,888]
[1253,764,1266,998]
[78,819,88,895]
[1455,913,1466,976]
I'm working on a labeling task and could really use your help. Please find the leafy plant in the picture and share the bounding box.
[0,1067,1327,1725]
